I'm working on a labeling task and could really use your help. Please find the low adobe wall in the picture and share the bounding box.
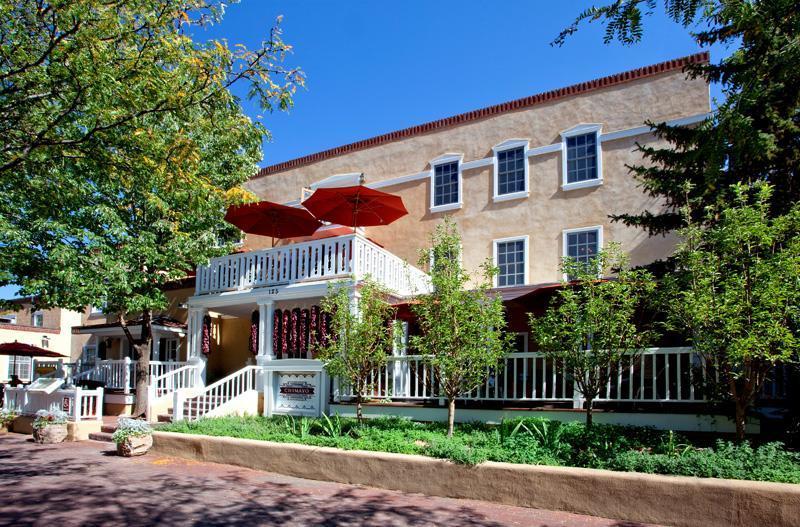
[10,416,101,441]
[152,431,800,527]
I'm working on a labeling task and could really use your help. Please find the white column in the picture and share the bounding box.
[256,300,275,366]
[392,321,409,397]
[187,306,208,386]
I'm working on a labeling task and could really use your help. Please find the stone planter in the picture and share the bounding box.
[33,423,68,444]
[117,434,153,457]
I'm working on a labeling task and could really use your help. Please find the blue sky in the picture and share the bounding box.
[0,1,729,300]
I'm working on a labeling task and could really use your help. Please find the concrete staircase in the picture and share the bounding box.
[88,419,118,443]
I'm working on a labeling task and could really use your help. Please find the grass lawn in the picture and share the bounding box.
[159,415,800,484]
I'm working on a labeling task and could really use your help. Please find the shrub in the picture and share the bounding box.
[0,408,17,427]
[33,409,67,429]
[112,418,153,445]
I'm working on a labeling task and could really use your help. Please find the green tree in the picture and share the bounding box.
[317,278,398,424]
[555,0,800,234]
[666,183,800,439]
[529,244,658,428]
[0,1,303,416]
[411,218,511,437]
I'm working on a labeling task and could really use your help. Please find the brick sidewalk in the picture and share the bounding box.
[0,433,655,526]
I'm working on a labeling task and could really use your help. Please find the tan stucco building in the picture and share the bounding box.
[0,299,87,382]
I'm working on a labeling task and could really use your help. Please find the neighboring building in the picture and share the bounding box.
[0,298,86,382]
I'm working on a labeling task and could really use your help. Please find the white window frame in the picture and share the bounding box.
[41,336,50,349]
[31,310,44,327]
[429,153,463,213]
[493,235,529,288]
[562,226,604,280]
[511,332,529,354]
[8,356,32,380]
[89,302,105,315]
[1,314,16,324]
[82,345,98,363]
[560,124,603,191]
[492,139,530,202]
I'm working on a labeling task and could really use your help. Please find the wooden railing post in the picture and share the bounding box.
[173,390,184,421]
[95,388,104,421]
[73,387,82,421]
[123,357,132,394]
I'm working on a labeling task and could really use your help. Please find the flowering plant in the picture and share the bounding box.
[0,408,17,426]
[33,409,68,429]
[112,418,152,445]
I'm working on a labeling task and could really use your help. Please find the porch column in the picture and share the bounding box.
[256,299,275,366]
[187,306,208,386]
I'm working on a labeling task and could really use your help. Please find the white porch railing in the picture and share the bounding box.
[72,359,188,393]
[195,234,430,297]
[174,365,260,421]
[342,347,711,405]
[4,386,103,421]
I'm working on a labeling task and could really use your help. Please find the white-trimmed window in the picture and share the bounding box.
[563,226,603,279]
[493,139,529,201]
[89,302,106,315]
[41,336,50,349]
[0,314,16,324]
[493,236,528,287]
[430,154,463,212]
[31,310,44,327]
[510,332,528,354]
[8,356,31,380]
[82,345,97,364]
[561,124,602,191]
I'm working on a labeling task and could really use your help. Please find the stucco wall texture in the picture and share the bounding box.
[245,63,709,285]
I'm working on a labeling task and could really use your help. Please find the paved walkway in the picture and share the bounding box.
[0,433,655,526]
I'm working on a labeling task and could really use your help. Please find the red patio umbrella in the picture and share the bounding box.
[224,201,323,243]
[301,185,408,229]
[0,341,64,381]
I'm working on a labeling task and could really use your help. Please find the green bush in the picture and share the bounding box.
[158,415,800,483]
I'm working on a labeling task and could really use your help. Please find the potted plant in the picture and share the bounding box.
[0,408,17,434]
[112,418,153,457]
[32,409,69,444]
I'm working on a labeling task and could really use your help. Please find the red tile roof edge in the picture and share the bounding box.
[253,52,709,180]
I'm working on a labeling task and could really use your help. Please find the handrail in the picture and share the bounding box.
[174,365,261,421]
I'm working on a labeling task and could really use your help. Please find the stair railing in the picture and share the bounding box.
[173,365,261,421]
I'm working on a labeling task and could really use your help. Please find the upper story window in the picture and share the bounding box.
[41,336,50,349]
[563,226,603,279]
[561,124,603,191]
[493,139,529,202]
[31,311,44,327]
[494,236,528,287]
[430,154,463,213]
[90,302,105,315]
[0,314,16,324]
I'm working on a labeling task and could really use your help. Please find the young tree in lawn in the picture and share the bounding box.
[529,244,658,428]
[0,2,303,417]
[666,183,800,440]
[411,217,512,437]
[317,278,397,424]
[555,0,800,234]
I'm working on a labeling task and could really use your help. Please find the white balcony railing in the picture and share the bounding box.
[339,348,713,404]
[72,359,188,393]
[195,234,430,297]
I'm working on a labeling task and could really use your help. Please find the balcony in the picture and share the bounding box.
[195,234,430,297]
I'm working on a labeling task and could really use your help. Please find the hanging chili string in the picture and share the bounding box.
[273,309,282,359]
[299,309,309,359]
[309,305,319,357]
[201,315,212,355]
[281,310,289,358]
[248,310,259,355]
[290,308,300,358]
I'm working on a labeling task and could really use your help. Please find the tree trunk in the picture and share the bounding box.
[355,392,363,424]
[734,398,748,441]
[131,310,153,418]
[447,398,456,437]
[585,397,594,429]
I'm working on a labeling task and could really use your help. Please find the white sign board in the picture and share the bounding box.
[26,378,63,394]
[263,359,328,418]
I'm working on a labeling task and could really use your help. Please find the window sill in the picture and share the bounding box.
[492,191,529,203]
[561,179,602,192]
[430,202,462,214]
